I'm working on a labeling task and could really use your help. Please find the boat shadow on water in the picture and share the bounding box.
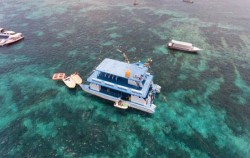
[169,49,199,55]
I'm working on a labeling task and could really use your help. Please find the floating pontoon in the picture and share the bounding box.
[52,73,66,80]
[63,76,76,88]
[71,72,83,84]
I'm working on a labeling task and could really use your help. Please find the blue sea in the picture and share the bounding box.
[1,0,250,157]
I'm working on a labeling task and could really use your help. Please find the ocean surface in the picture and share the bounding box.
[1,0,250,157]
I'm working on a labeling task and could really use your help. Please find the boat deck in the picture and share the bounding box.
[95,58,148,82]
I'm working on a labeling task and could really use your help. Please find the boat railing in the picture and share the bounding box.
[92,78,102,83]
[131,89,143,95]
[104,81,115,87]
[117,85,128,91]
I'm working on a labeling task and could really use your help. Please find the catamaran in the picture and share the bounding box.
[80,58,161,114]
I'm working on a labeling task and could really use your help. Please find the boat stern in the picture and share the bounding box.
[192,47,201,52]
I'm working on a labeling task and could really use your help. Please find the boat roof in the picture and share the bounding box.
[95,58,148,81]
[87,70,153,98]
[171,40,192,46]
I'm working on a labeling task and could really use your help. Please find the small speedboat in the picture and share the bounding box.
[167,40,201,53]
[114,100,129,109]
[70,72,82,84]
[0,33,24,46]
[183,0,194,3]
[63,76,76,88]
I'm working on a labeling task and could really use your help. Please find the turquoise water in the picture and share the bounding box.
[1,0,250,157]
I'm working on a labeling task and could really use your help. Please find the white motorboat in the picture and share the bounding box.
[0,31,24,46]
[167,40,201,53]
[1,33,24,46]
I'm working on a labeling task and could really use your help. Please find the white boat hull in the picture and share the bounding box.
[168,44,200,53]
